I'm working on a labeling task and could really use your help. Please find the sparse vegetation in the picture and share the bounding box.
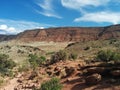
[96,50,120,62]
[40,78,62,90]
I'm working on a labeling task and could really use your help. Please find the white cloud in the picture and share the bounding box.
[0,25,7,30]
[74,11,120,24]
[0,24,17,34]
[61,0,110,11]
[0,19,54,34]
[35,26,44,29]
[36,0,62,18]
[39,27,44,29]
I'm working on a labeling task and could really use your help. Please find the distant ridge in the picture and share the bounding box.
[0,34,16,42]
[0,24,120,42]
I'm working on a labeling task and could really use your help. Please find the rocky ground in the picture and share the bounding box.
[1,60,120,90]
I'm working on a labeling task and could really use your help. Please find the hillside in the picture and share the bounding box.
[65,39,120,60]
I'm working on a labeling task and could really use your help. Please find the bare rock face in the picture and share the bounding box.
[15,25,120,42]
[85,73,102,85]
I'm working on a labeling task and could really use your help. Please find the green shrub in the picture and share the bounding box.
[50,50,67,64]
[28,54,38,68]
[28,54,46,68]
[40,78,62,90]
[5,60,16,69]
[97,50,120,62]
[0,54,16,76]
[39,56,46,64]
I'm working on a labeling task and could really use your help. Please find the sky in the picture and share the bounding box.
[0,0,120,34]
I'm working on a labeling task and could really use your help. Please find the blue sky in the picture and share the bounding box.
[0,0,120,34]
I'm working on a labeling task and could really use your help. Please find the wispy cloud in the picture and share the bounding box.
[74,11,120,24]
[61,0,120,24]
[61,0,110,11]
[35,0,62,19]
[0,19,55,34]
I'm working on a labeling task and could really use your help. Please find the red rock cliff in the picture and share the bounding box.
[16,25,120,42]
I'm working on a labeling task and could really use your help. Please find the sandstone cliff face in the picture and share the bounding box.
[16,24,120,42]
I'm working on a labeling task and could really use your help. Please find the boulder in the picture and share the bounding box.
[85,73,102,85]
